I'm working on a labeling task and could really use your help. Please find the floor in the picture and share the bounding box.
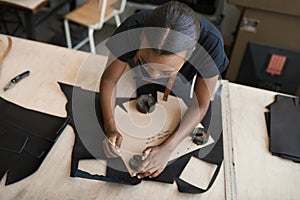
[0,0,122,55]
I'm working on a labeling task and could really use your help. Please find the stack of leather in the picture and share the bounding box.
[265,95,300,162]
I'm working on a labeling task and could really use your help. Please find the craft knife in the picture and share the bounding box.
[3,70,30,91]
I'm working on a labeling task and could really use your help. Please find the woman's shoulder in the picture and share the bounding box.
[117,9,153,32]
[198,16,224,43]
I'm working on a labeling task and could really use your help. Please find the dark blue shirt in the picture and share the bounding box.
[106,9,229,81]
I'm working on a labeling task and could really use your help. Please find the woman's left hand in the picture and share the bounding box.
[135,145,172,179]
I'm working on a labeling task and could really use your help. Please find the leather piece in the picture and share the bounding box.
[60,82,223,193]
[0,97,69,185]
[265,95,300,162]
[0,124,28,153]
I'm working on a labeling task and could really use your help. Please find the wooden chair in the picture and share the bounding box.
[64,0,126,54]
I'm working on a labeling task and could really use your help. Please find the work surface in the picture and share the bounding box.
[227,83,300,199]
[0,34,299,199]
[0,0,48,13]
[0,35,225,200]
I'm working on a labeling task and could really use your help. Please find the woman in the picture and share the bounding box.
[100,1,228,179]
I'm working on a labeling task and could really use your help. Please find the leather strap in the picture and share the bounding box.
[134,51,177,101]
[163,72,177,101]
[0,37,13,74]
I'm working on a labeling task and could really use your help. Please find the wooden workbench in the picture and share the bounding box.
[0,34,225,200]
[0,0,48,14]
[1,34,299,200]
[226,83,300,199]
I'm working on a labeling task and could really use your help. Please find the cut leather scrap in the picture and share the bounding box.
[0,37,12,61]
[0,36,12,76]
[0,97,70,185]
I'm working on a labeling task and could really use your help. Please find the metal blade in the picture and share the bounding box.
[3,82,15,91]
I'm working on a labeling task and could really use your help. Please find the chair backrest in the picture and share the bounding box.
[97,0,126,28]
[98,0,108,27]
[110,0,127,14]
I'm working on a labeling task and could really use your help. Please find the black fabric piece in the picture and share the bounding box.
[174,86,223,193]
[144,103,213,185]
[0,98,68,142]
[265,95,300,162]
[147,152,193,184]
[75,169,134,184]
[103,106,214,186]
[0,150,41,185]
[24,136,53,158]
[264,112,271,137]
[175,134,223,193]
[0,124,28,153]
[105,146,202,185]
[59,83,134,183]
[60,83,223,193]
[59,83,104,177]
[0,97,69,185]
[265,95,287,137]
[60,83,140,185]
[0,122,54,159]
[0,162,7,181]
[106,158,141,185]
[272,153,300,163]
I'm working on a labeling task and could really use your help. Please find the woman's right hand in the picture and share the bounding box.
[102,129,123,158]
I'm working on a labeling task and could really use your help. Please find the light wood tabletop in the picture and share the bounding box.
[226,83,300,199]
[1,34,299,200]
[0,34,225,200]
[0,0,48,14]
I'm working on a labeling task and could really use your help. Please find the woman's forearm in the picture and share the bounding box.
[100,78,117,133]
[160,97,209,150]
[99,56,128,133]
[160,76,217,151]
